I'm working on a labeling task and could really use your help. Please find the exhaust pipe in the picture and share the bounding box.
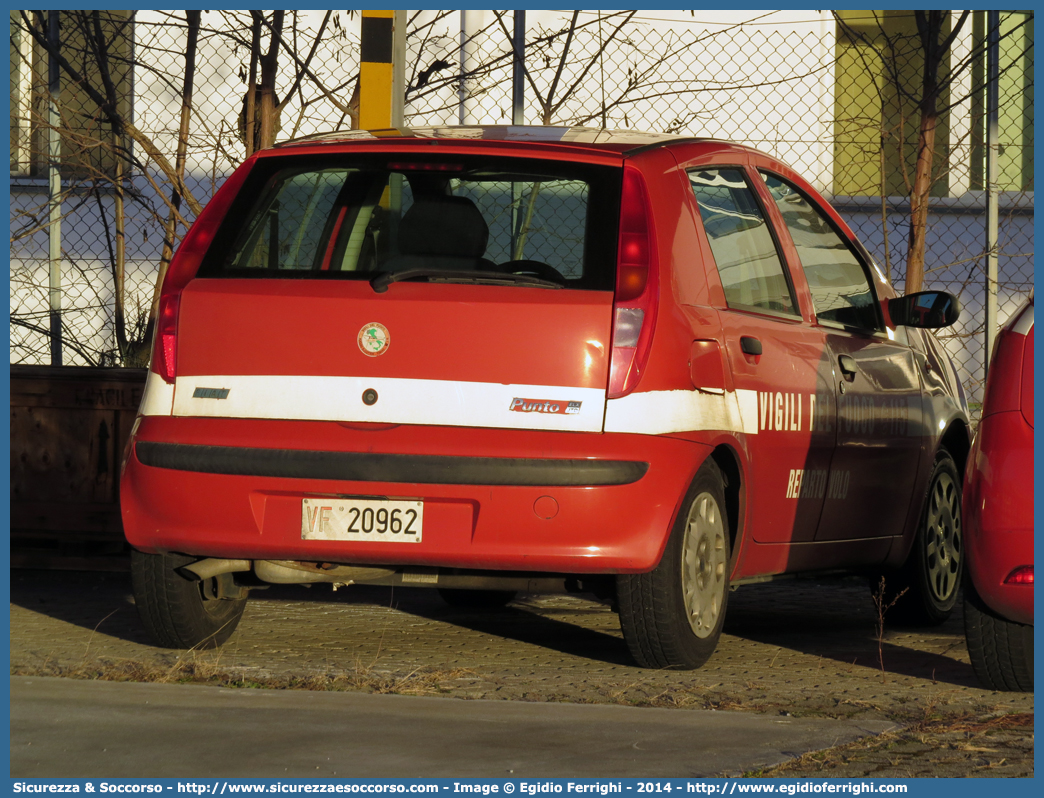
[181,558,252,581]
[254,560,396,585]
[247,560,602,596]
[253,560,580,594]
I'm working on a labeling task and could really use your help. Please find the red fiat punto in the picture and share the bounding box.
[963,294,1034,691]
[121,126,970,669]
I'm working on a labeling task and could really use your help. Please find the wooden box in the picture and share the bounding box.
[10,365,148,567]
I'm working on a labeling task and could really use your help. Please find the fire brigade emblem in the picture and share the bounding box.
[358,322,390,357]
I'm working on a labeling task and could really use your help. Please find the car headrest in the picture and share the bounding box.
[399,196,489,259]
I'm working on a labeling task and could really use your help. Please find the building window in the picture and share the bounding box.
[10,11,39,176]
[833,10,953,199]
[832,10,1034,198]
[970,11,1035,192]
[8,10,134,180]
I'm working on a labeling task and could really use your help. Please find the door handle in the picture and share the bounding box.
[740,336,762,356]
[838,354,858,376]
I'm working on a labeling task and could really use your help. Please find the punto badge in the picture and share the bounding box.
[358,322,390,357]
[509,398,582,415]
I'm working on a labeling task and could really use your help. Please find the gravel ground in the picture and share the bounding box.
[9,568,1033,777]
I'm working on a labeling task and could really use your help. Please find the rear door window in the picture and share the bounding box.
[760,172,880,331]
[688,168,798,316]
[201,155,620,291]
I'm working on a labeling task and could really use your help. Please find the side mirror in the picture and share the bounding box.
[886,290,960,329]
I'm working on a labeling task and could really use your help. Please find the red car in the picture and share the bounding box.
[121,127,969,669]
[963,295,1034,691]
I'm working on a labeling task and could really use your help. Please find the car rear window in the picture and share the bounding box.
[197,154,621,291]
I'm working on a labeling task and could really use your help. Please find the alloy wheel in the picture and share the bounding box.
[924,470,961,601]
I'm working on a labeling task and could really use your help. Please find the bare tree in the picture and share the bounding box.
[496,11,637,125]
[834,11,1033,293]
[21,11,204,218]
[11,10,358,366]
[18,11,192,365]
[230,10,357,152]
[146,10,201,364]
[17,10,1025,371]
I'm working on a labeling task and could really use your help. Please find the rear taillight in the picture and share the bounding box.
[1004,566,1034,585]
[155,292,180,383]
[150,156,258,383]
[608,165,658,399]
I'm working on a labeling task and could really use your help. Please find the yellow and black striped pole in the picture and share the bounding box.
[359,10,405,130]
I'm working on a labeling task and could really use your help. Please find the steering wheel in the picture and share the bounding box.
[497,259,567,285]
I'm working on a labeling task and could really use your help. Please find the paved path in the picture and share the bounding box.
[9,569,1034,777]
[10,676,896,778]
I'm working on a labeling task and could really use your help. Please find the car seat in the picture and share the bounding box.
[382,195,495,272]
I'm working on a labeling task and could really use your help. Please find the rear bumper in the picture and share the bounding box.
[135,441,648,486]
[121,417,708,573]
[963,411,1034,625]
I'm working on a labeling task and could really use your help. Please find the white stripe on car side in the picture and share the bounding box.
[139,371,175,416]
[144,372,760,437]
[603,388,760,436]
[171,374,608,433]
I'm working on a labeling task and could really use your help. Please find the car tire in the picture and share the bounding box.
[131,550,247,649]
[963,582,1033,691]
[617,458,730,670]
[437,588,517,609]
[886,449,963,626]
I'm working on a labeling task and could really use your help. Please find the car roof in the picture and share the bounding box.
[277,125,738,156]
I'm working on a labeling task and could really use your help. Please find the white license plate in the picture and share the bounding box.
[301,497,423,542]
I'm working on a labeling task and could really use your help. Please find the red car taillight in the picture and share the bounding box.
[150,155,258,383]
[155,291,180,383]
[1004,566,1034,585]
[608,165,658,399]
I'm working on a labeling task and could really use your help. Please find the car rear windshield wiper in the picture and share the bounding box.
[371,269,564,293]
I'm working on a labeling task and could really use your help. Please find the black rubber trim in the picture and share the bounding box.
[135,442,649,487]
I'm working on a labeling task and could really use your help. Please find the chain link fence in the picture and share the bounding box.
[10,10,1034,412]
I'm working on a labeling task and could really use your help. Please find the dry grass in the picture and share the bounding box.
[747,710,1034,778]
[12,653,477,697]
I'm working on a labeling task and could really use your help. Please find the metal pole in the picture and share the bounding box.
[359,10,397,130]
[391,10,405,128]
[512,11,525,125]
[510,12,526,253]
[47,10,62,366]
[984,10,1000,376]
[458,11,469,125]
